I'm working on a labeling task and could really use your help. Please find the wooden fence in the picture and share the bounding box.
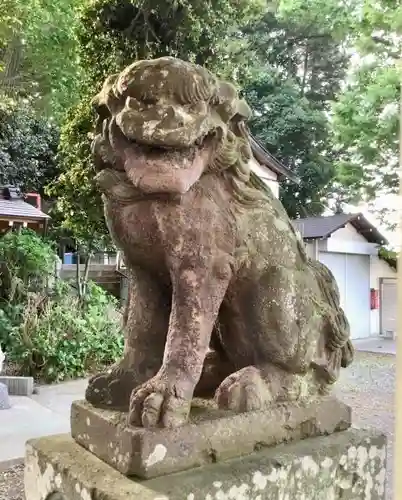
[60,264,122,299]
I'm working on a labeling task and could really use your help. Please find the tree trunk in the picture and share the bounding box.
[82,252,92,297]
[75,250,82,299]
[300,43,309,97]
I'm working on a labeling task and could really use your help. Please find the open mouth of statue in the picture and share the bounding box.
[105,117,213,196]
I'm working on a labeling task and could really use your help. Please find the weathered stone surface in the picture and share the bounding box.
[0,382,10,410]
[25,428,387,500]
[86,56,355,429]
[71,397,351,479]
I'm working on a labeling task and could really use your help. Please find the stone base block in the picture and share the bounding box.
[25,428,387,500]
[0,382,10,410]
[71,396,351,479]
[0,375,34,396]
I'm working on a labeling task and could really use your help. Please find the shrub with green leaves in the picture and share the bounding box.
[6,281,124,382]
[0,230,123,382]
[0,229,57,299]
[0,229,56,350]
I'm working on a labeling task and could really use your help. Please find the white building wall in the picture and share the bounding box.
[369,255,397,336]
[326,223,378,255]
[329,223,367,243]
[304,240,327,258]
[249,158,279,198]
[303,223,396,338]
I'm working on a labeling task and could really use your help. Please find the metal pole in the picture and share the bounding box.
[394,67,402,499]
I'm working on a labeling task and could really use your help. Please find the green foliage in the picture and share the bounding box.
[329,0,402,223]
[46,98,110,249]
[0,303,24,352]
[242,0,402,222]
[0,96,60,194]
[6,281,124,382]
[244,1,351,107]
[0,229,56,299]
[77,0,266,86]
[0,230,123,382]
[242,0,352,217]
[0,229,57,351]
[354,0,402,58]
[0,0,82,120]
[244,69,334,217]
[332,64,400,199]
[378,246,397,269]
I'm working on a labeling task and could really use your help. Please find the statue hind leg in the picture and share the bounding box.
[213,263,352,411]
[215,363,320,412]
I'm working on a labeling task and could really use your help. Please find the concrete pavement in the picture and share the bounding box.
[31,378,88,416]
[353,337,396,355]
[0,378,87,466]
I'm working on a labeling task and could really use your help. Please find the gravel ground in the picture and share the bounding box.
[0,351,395,499]
[0,463,24,500]
[334,351,395,499]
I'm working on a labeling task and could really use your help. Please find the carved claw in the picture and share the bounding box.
[215,366,274,412]
[128,375,191,429]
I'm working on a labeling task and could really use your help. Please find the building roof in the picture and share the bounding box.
[292,213,388,245]
[0,198,50,220]
[249,134,300,184]
[236,122,299,184]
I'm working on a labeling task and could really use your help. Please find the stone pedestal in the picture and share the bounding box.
[25,428,387,500]
[70,397,351,479]
[0,382,10,410]
[24,396,387,499]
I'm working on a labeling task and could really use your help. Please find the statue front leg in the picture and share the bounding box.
[127,257,232,428]
[85,266,170,410]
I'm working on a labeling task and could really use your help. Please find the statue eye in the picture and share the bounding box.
[94,103,110,120]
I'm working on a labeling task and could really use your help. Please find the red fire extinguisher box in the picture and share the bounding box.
[370,288,379,310]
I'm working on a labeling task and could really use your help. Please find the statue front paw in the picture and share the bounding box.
[127,373,192,428]
[85,368,138,411]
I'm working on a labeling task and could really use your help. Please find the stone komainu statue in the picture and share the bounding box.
[86,57,354,428]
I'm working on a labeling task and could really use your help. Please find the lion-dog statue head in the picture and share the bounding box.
[91,56,266,203]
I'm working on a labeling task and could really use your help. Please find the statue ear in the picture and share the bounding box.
[236,99,252,120]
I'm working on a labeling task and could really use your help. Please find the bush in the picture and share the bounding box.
[6,281,124,382]
[0,228,57,301]
[0,230,124,382]
[0,303,24,353]
[0,229,57,350]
